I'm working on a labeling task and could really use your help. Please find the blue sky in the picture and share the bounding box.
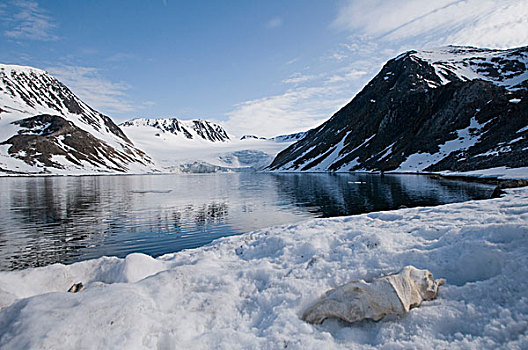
[1,0,527,137]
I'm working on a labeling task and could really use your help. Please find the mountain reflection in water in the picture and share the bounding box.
[0,173,494,270]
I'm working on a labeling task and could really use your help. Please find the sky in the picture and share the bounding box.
[1,0,527,138]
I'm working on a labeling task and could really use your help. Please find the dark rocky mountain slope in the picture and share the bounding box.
[268,46,528,173]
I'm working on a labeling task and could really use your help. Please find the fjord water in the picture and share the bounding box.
[0,173,494,270]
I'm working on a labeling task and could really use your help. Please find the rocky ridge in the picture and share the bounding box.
[268,46,528,173]
[120,118,230,143]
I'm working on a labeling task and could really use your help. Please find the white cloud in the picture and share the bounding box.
[223,57,377,137]
[333,0,528,49]
[266,16,283,29]
[285,57,299,65]
[282,73,316,85]
[223,85,351,138]
[325,70,367,84]
[223,41,381,138]
[329,52,347,61]
[3,0,59,41]
[46,66,136,115]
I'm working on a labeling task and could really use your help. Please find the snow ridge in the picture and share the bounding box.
[121,117,230,143]
[413,45,528,90]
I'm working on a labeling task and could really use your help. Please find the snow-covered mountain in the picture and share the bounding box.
[240,135,266,141]
[120,117,294,171]
[269,46,528,173]
[240,131,309,142]
[270,130,309,143]
[0,64,155,174]
[121,118,230,143]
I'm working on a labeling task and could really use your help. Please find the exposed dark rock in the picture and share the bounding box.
[101,114,132,143]
[191,120,229,142]
[67,282,84,293]
[490,187,506,198]
[240,135,262,140]
[497,179,528,189]
[1,115,147,171]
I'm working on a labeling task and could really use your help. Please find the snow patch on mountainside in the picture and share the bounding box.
[397,117,490,172]
[310,132,374,172]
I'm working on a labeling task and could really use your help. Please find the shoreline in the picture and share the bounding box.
[2,168,528,182]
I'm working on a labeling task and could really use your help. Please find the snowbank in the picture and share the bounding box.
[439,166,528,180]
[0,188,527,348]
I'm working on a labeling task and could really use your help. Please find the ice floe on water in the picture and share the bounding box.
[0,188,527,348]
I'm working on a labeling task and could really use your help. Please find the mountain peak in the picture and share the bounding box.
[269,45,528,173]
[409,45,528,90]
[120,117,230,143]
[0,63,48,76]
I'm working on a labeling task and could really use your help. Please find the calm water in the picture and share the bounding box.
[0,173,495,270]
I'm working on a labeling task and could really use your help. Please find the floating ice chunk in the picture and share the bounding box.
[302,266,445,324]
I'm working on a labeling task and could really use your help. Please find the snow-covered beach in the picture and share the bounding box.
[0,186,526,349]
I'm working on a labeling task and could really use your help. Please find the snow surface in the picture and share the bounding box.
[439,166,528,180]
[0,188,527,348]
[121,121,292,172]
